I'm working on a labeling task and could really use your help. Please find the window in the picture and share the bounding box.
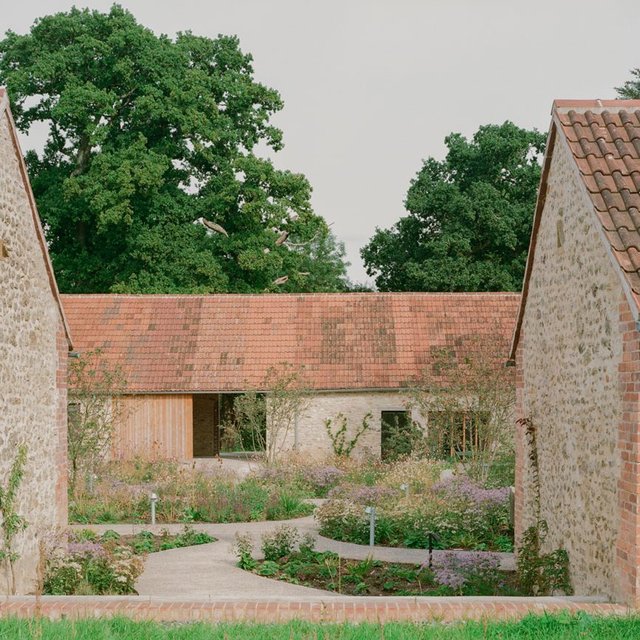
[381,410,411,461]
[427,410,489,459]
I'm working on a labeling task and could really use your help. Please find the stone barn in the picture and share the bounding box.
[511,99,640,604]
[62,292,518,461]
[0,89,72,594]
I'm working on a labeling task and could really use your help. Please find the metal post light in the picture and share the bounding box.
[150,492,158,526]
[400,483,409,498]
[365,506,376,547]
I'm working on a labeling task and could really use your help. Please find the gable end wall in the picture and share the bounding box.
[516,132,626,599]
[0,109,67,594]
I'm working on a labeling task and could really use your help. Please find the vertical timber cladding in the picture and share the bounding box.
[193,394,220,457]
[113,395,193,460]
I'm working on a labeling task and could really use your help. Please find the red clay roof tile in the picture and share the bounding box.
[555,101,640,303]
[61,293,519,393]
[511,99,640,358]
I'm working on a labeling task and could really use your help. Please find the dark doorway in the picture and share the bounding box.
[381,410,411,461]
[193,394,220,457]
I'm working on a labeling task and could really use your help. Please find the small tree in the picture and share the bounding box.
[409,332,515,484]
[233,363,310,464]
[67,349,126,492]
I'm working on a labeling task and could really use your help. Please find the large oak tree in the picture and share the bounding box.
[361,122,545,292]
[0,5,347,293]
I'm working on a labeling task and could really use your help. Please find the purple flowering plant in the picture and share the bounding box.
[425,550,503,594]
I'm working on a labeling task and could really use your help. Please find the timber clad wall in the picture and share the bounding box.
[113,395,193,460]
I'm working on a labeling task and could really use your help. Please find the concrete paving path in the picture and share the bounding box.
[74,513,515,599]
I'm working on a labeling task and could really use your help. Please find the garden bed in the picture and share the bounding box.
[315,473,514,552]
[248,549,521,596]
[70,460,314,524]
[234,524,522,597]
[44,526,216,595]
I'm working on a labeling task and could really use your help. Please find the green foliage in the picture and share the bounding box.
[2,614,640,640]
[67,348,127,492]
[315,475,513,551]
[260,525,299,561]
[0,6,347,294]
[517,416,572,596]
[241,546,519,597]
[233,533,256,570]
[380,416,424,462]
[517,522,573,596]
[362,122,545,291]
[0,444,27,594]
[617,68,640,99]
[324,412,372,458]
[69,461,312,524]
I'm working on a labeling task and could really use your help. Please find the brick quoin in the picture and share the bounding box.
[616,300,640,606]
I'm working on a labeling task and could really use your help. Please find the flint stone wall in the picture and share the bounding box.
[0,108,67,594]
[517,131,624,598]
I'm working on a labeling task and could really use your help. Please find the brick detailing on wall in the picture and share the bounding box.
[0,596,629,624]
[615,301,640,605]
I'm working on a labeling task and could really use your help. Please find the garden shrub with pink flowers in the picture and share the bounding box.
[315,475,513,552]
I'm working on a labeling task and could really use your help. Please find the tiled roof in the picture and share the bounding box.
[555,100,640,302]
[510,99,640,358]
[61,293,520,393]
[0,88,72,347]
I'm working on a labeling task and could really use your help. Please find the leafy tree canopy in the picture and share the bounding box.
[361,122,545,292]
[617,68,640,99]
[0,5,348,293]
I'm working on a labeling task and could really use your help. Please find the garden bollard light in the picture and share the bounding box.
[150,492,158,526]
[365,506,376,547]
[400,483,409,498]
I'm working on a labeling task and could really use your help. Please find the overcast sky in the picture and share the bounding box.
[2,1,638,284]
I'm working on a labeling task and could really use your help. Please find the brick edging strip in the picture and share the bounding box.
[0,597,630,623]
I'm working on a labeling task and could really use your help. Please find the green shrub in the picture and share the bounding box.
[233,533,256,570]
[261,525,299,561]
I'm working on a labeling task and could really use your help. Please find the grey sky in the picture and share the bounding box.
[2,1,638,284]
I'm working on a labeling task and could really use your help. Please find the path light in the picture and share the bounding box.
[364,506,376,547]
[427,531,439,569]
[400,483,409,498]
[150,493,158,526]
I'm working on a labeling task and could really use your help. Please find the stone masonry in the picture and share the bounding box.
[275,391,422,458]
[0,93,70,594]
[515,128,626,599]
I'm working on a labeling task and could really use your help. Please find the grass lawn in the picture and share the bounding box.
[1,614,638,639]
